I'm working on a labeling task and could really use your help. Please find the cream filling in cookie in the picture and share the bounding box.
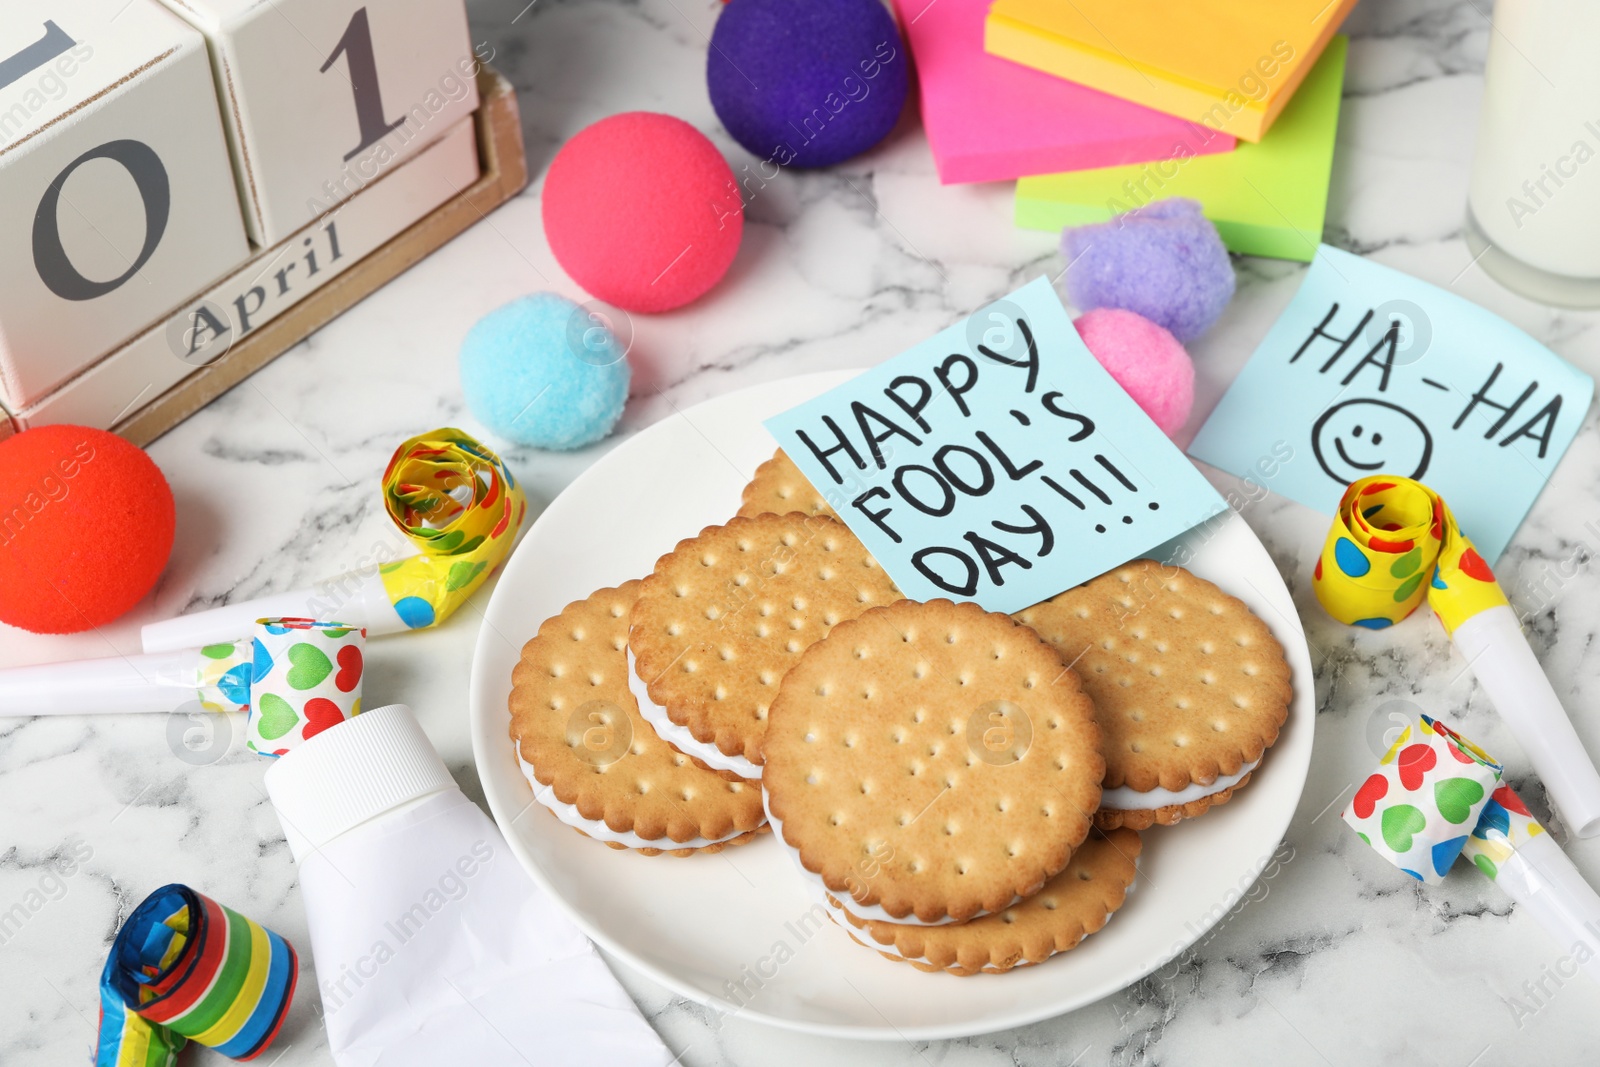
[1100,759,1260,811]
[764,792,1006,926]
[515,742,742,850]
[626,649,763,779]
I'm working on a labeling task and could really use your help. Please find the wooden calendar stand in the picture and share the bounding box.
[108,66,528,448]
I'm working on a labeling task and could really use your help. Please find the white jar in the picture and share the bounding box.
[1466,0,1600,305]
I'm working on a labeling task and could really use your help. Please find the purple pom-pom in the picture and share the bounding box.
[707,0,909,169]
[1061,198,1235,342]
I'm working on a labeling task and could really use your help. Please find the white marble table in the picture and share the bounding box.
[5,0,1600,1063]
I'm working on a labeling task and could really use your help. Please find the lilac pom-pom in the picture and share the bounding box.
[1061,198,1235,342]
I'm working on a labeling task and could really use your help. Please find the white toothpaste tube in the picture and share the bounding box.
[263,704,673,1066]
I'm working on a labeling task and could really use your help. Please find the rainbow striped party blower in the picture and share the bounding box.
[1314,475,1600,838]
[96,884,298,1066]
[141,428,526,653]
[1344,714,1600,985]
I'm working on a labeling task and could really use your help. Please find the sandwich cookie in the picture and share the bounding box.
[510,581,767,856]
[830,828,1142,975]
[764,797,974,925]
[763,598,1105,925]
[630,513,900,775]
[1014,559,1291,830]
[736,449,837,520]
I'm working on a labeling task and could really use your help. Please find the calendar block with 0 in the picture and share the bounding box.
[0,0,250,411]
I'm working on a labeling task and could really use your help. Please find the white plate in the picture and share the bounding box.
[469,371,1314,1041]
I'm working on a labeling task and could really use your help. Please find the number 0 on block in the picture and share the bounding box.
[0,0,250,411]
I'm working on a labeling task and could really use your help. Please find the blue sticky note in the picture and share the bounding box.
[764,277,1227,613]
[1189,246,1594,561]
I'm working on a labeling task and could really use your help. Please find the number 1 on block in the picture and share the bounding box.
[153,0,483,245]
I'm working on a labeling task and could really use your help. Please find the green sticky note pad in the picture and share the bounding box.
[1015,36,1347,262]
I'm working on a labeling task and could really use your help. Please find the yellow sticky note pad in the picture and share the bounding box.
[1015,36,1346,263]
[985,0,1355,142]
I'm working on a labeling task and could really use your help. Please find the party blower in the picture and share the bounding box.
[95,884,299,1066]
[140,428,526,653]
[1344,714,1600,984]
[1315,476,1600,838]
[86,623,370,1062]
[0,619,364,733]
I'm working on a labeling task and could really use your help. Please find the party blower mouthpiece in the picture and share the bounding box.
[0,641,255,716]
[1344,714,1600,985]
[1315,476,1600,837]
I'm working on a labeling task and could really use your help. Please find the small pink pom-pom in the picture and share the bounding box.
[1074,307,1194,438]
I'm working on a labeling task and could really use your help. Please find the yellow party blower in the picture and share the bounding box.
[141,429,525,653]
[1314,476,1600,838]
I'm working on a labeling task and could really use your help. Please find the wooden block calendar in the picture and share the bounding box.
[0,1,528,446]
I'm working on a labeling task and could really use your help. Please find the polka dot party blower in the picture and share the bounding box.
[1344,714,1600,985]
[141,428,526,652]
[94,883,297,1066]
[1314,476,1600,838]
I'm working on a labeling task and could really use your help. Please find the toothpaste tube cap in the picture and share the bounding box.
[264,704,456,862]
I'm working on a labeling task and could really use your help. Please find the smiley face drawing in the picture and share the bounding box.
[1311,398,1433,485]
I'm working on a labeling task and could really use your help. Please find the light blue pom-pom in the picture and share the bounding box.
[459,293,630,450]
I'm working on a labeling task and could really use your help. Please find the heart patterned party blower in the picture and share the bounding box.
[1315,476,1600,837]
[0,619,363,726]
[1345,714,1600,984]
[246,619,364,756]
[95,884,298,1066]
[141,429,526,653]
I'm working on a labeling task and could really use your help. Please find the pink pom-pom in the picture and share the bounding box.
[542,112,743,313]
[1073,307,1194,438]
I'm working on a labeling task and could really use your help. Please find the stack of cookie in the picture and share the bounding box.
[509,498,901,854]
[762,596,1144,974]
[508,447,1293,978]
[733,451,1292,832]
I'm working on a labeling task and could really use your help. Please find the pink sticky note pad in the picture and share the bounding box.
[895,0,1236,184]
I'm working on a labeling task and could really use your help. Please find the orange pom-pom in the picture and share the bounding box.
[0,425,175,634]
